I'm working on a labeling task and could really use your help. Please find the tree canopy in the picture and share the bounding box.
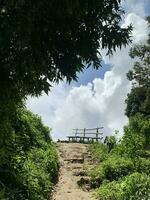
[0,0,132,101]
[125,17,150,118]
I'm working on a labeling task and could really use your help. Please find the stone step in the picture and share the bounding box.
[77,177,92,191]
[73,170,88,177]
[77,176,101,190]
[64,158,84,163]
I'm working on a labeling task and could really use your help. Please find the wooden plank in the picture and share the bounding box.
[67,136,103,139]
[83,137,103,139]
[72,132,103,135]
[86,127,104,131]
[72,127,104,131]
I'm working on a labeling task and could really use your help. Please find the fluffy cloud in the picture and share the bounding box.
[122,13,149,44]
[27,11,149,140]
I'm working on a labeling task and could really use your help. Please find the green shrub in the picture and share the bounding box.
[120,115,150,158]
[90,156,134,183]
[104,135,117,152]
[89,142,109,162]
[135,157,150,175]
[95,172,150,200]
[0,108,58,200]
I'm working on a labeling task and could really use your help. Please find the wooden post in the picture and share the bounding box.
[84,128,86,136]
[75,128,78,136]
[83,128,85,142]
[75,128,78,142]
[96,128,98,142]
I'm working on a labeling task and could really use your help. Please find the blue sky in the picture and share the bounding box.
[73,62,112,86]
[27,0,150,140]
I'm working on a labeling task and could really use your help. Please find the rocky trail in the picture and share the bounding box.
[52,143,96,200]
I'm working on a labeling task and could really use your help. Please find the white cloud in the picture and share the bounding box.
[27,10,149,140]
[122,13,149,44]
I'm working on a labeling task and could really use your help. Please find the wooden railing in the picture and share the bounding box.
[67,127,103,142]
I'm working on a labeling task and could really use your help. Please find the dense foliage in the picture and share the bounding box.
[89,116,150,199]
[120,115,150,157]
[125,17,150,118]
[89,142,109,162]
[90,156,134,183]
[125,87,150,117]
[95,173,150,200]
[0,108,58,200]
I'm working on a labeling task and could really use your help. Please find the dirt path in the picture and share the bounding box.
[52,143,95,200]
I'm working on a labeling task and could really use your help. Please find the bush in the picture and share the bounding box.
[0,108,58,200]
[104,135,117,152]
[135,157,150,175]
[95,172,150,200]
[90,156,134,183]
[89,142,109,162]
[120,115,150,158]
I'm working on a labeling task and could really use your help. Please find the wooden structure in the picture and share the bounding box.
[67,127,103,143]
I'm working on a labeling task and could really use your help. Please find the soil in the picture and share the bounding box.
[52,142,96,200]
